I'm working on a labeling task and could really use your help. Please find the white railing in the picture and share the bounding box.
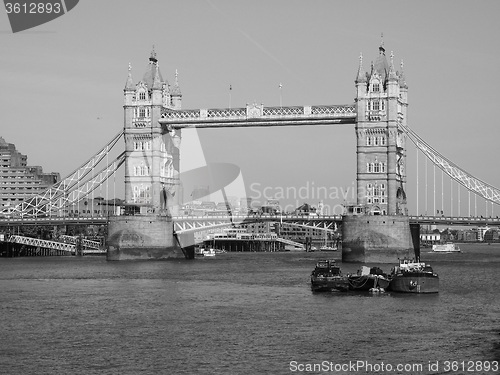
[161,104,356,123]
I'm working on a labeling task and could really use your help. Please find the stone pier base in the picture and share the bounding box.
[106,215,193,260]
[342,215,415,263]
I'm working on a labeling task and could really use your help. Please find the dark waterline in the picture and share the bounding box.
[1,244,499,374]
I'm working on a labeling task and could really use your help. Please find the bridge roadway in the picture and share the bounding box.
[171,214,500,233]
[0,214,499,229]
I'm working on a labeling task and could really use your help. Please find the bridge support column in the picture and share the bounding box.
[106,214,192,260]
[341,215,415,263]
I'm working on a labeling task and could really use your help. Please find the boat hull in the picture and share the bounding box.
[389,273,439,293]
[311,276,349,292]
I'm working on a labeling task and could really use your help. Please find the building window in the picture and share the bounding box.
[374,137,379,146]
[139,108,146,118]
[138,91,146,100]
[372,83,380,92]
[372,101,380,111]
[373,163,380,173]
[367,137,372,146]
[381,137,386,146]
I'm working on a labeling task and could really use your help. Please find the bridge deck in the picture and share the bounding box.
[159,104,356,129]
[1,214,498,228]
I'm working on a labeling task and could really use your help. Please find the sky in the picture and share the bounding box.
[1,0,500,216]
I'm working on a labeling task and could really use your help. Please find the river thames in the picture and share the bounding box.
[1,243,499,374]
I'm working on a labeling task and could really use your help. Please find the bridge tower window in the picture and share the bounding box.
[372,83,380,92]
[138,91,146,101]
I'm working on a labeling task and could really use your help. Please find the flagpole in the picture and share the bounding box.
[279,83,282,107]
[229,84,232,109]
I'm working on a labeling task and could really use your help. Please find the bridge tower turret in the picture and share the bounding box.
[123,47,182,214]
[354,41,408,215]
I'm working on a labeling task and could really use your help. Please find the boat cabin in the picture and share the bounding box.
[312,260,341,276]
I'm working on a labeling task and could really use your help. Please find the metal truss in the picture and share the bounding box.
[9,235,75,252]
[160,104,356,129]
[172,215,341,234]
[400,124,500,205]
[2,131,124,218]
[8,235,105,254]
[173,216,246,234]
[59,235,101,250]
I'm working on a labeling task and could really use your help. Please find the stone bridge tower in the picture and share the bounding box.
[354,42,408,215]
[342,42,415,263]
[123,48,182,214]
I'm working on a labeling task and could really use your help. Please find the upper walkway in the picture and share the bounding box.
[159,104,356,129]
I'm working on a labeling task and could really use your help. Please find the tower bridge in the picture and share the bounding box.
[2,41,500,261]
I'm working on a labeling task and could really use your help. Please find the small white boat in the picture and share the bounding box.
[195,247,216,257]
[432,242,460,253]
[320,245,338,251]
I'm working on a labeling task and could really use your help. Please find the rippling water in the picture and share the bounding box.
[1,244,499,374]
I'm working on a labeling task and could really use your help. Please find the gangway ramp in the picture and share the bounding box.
[7,235,105,255]
[276,238,305,250]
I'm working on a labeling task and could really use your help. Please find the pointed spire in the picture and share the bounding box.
[171,68,182,96]
[379,32,385,54]
[355,52,366,83]
[388,51,397,81]
[149,44,157,64]
[125,62,135,90]
[152,63,162,89]
[398,59,407,88]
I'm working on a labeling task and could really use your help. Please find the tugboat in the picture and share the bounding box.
[389,259,439,293]
[348,266,390,292]
[310,260,349,292]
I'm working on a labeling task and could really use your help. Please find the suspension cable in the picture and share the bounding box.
[400,124,500,206]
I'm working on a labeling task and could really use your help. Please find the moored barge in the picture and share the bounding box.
[311,259,349,292]
[389,259,439,293]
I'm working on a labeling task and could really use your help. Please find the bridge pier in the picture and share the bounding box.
[106,214,193,260]
[341,215,417,263]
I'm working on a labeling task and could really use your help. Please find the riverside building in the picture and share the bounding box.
[0,137,60,213]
